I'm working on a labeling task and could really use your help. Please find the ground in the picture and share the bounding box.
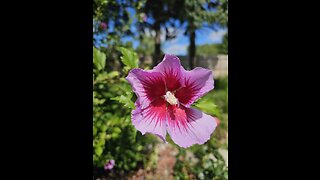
[129,143,178,180]
[128,142,228,180]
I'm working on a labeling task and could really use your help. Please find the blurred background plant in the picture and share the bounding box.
[93,0,228,179]
[93,47,159,178]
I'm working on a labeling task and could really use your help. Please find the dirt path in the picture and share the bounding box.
[128,140,228,180]
[129,143,178,180]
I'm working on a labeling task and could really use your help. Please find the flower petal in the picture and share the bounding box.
[126,68,166,109]
[166,105,217,148]
[132,98,167,142]
[175,67,214,107]
[153,54,183,91]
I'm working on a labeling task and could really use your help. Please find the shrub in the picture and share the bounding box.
[93,47,158,178]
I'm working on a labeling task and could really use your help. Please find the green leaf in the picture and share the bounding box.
[95,147,103,156]
[129,125,137,143]
[95,71,119,83]
[95,72,108,82]
[101,124,107,132]
[113,127,122,134]
[110,94,135,109]
[93,47,106,71]
[194,99,220,117]
[116,47,138,69]
[107,71,119,78]
[93,126,97,136]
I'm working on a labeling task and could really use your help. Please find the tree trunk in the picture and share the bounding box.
[153,23,161,67]
[189,29,196,69]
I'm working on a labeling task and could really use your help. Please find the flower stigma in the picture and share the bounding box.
[164,91,179,105]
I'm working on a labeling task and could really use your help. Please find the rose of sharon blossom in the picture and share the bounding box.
[100,22,107,30]
[104,160,115,170]
[126,55,217,148]
[142,14,147,22]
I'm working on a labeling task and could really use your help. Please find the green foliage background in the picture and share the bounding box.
[93,47,159,178]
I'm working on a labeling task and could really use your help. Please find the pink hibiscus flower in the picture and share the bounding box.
[142,13,147,22]
[100,22,107,30]
[104,159,115,170]
[126,55,217,148]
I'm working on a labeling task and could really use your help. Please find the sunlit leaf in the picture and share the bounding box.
[93,47,106,71]
[116,47,139,69]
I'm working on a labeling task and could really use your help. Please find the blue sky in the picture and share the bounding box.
[95,7,227,55]
[161,27,227,55]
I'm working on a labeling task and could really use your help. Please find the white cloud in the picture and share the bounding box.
[163,44,187,55]
[143,28,154,37]
[143,27,184,43]
[142,27,188,55]
[165,37,178,45]
[160,28,166,42]
[209,30,227,43]
[161,27,183,43]
[162,28,188,55]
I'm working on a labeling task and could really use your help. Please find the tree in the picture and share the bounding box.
[196,44,223,57]
[220,33,228,54]
[135,35,154,57]
[93,0,146,71]
[176,0,228,69]
[140,0,180,66]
